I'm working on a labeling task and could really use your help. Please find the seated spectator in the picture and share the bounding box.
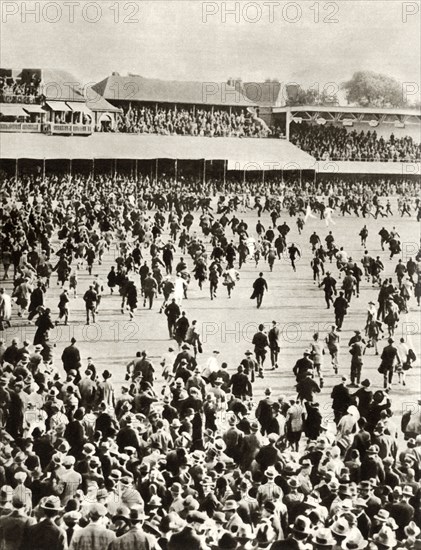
[290,121,420,162]
[115,103,270,137]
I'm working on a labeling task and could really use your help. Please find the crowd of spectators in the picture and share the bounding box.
[290,122,421,162]
[0,75,41,104]
[116,104,270,137]
[0,171,420,549]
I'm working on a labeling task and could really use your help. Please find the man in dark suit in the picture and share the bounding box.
[83,285,98,324]
[164,298,181,338]
[229,365,252,400]
[255,388,274,435]
[27,281,45,321]
[61,337,81,381]
[116,416,140,454]
[20,496,67,550]
[380,337,400,390]
[387,485,414,541]
[296,370,321,403]
[333,291,348,330]
[268,321,281,370]
[251,272,268,308]
[288,243,301,271]
[0,494,35,548]
[252,324,269,376]
[331,376,351,424]
[353,497,371,539]
[293,350,314,383]
[319,271,336,309]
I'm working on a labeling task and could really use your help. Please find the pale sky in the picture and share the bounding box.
[1,0,420,97]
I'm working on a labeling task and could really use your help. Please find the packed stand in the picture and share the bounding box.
[116,104,270,137]
[290,121,421,162]
[0,75,41,104]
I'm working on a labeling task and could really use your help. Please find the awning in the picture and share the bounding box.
[0,103,29,117]
[22,104,47,114]
[0,133,316,169]
[46,101,71,112]
[2,133,419,176]
[66,102,93,117]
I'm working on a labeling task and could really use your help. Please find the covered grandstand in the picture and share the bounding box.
[0,132,316,176]
[270,105,421,175]
[1,68,420,177]
[273,105,421,140]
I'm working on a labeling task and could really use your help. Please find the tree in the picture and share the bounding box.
[342,71,407,108]
[285,85,338,106]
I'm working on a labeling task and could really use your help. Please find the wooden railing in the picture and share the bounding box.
[0,122,42,132]
[43,123,93,135]
[0,122,93,135]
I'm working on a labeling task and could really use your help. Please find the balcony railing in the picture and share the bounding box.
[43,123,93,135]
[0,93,41,104]
[0,122,93,135]
[0,122,42,133]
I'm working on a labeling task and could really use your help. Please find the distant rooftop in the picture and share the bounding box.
[93,73,255,107]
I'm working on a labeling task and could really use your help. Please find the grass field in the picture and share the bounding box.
[1,197,420,439]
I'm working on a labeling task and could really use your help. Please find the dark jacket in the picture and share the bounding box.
[21,517,67,550]
[381,344,399,368]
[296,376,321,402]
[61,344,81,372]
[331,383,351,413]
[252,277,268,295]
